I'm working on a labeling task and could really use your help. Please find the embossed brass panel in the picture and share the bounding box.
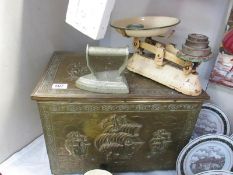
[31,52,209,175]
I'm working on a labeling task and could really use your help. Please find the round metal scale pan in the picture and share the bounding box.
[111,16,180,37]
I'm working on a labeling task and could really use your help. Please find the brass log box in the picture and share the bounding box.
[31,52,209,175]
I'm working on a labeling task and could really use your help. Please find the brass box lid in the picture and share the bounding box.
[31,52,209,101]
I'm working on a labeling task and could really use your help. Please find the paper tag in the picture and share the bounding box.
[52,84,68,89]
[66,0,115,40]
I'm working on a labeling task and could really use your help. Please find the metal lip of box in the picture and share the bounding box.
[31,52,209,175]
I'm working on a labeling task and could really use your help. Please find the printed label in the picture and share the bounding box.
[52,84,68,89]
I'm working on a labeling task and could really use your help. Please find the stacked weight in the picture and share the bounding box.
[177,33,212,62]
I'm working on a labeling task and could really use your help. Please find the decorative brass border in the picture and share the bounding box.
[41,102,200,113]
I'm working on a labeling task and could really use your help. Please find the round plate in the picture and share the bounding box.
[84,169,112,175]
[176,135,233,175]
[196,170,233,175]
[191,103,230,140]
[111,16,180,37]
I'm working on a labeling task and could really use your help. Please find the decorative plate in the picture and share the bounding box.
[191,103,230,140]
[196,170,233,175]
[176,135,233,175]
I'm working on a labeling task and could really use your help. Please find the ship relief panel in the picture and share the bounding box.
[148,129,172,158]
[94,114,144,161]
[64,131,91,157]
[37,102,200,172]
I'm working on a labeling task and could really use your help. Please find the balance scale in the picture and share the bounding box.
[111,16,212,96]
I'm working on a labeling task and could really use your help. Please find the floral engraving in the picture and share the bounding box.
[66,63,89,81]
[47,103,199,113]
[65,131,91,157]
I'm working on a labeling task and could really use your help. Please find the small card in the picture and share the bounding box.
[52,84,68,89]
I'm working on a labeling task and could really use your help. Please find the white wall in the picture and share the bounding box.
[100,0,231,88]
[207,83,233,134]
[0,0,96,162]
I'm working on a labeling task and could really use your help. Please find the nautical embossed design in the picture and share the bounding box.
[149,129,172,156]
[190,147,225,174]
[94,114,144,160]
[65,131,91,157]
[66,63,89,80]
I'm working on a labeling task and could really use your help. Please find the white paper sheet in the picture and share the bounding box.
[66,0,115,40]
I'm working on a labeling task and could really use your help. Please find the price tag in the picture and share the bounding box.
[52,84,68,89]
